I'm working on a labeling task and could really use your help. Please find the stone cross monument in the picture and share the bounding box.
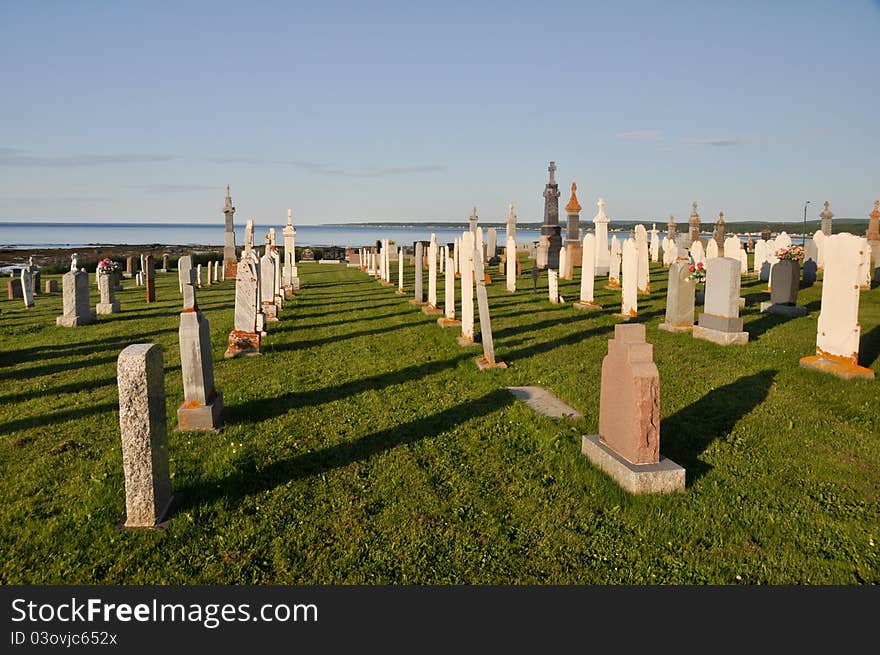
[564,182,581,247]
[819,201,834,236]
[223,185,237,278]
[688,201,701,247]
[541,161,562,269]
[593,198,610,275]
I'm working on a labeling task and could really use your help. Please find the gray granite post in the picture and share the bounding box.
[412,241,424,304]
[117,343,174,527]
[658,255,695,332]
[96,270,120,314]
[693,257,748,344]
[56,270,95,326]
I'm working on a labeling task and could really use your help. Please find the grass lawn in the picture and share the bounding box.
[0,255,878,584]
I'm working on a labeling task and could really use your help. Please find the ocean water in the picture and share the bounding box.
[0,221,739,250]
[0,222,543,250]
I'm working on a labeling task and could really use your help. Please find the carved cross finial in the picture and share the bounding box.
[692,201,698,213]
[571,182,577,193]
[598,197,605,210]
[718,211,725,221]
[874,200,879,212]
[548,161,556,183]
[287,208,292,226]
[471,206,478,221]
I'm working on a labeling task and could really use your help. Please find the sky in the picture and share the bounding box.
[0,0,878,224]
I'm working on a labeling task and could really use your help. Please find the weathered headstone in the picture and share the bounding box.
[56,270,95,327]
[423,233,442,315]
[438,252,460,328]
[457,231,476,345]
[574,233,600,310]
[505,236,517,293]
[118,343,174,527]
[162,254,169,272]
[690,240,705,267]
[760,259,806,317]
[658,250,696,332]
[260,244,278,321]
[125,255,135,278]
[224,225,262,358]
[45,279,58,293]
[396,247,405,294]
[472,246,506,370]
[803,238,819,285]
[145,255,156,302]
[558,246,568,283]
[693,257,748,345]
[411,241,425,305]
[548,268,560,304]
[176,256,224,431]
[223,185,238,279]
[541,162,562,269]
[635,224,650,293]
[857,237,871,290]
[618,238,638,318]
[582,323,685,494]
[706,238,719,260]
[96,268,120,314]
[487,227,498,261]
[607,235,621,289]
[800,233,874,379]
[7,278,22,299]
[20,268,34,308]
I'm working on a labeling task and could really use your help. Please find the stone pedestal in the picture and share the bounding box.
[177,310,224,431]
[96,271,120,314]
[56,270,95,327]
[117,343,175,528]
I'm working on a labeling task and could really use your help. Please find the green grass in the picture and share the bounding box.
[1,258,878,584]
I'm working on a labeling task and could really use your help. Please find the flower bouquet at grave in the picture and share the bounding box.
[686,261,706,284]
[98,258,121,274]
[776,245,805,262]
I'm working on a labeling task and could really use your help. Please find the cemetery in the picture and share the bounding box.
[1,179,878,586]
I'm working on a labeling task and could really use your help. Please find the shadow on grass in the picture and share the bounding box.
[743,312,789,339]
[181,388,513,506]
[226,353,471,424]
[0,327,177,367]
[0,402,117,435]
[859,325,880,368]
[661,370,777,485]
[0,353,120,382]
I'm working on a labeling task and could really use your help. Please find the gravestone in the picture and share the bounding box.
[223,186,238,279]
[706,239,719,260]
[693,257,748,345]
[162,254,169,272]
[457,231,476,345]
[857,238,871,290]
[803,238,818,285]
[411,241,425,305]
[582,323,685,493]
[423,234,442,315]
[690,240,705,266]
[548,269,560,304]
[800,233,874,379]
[540,162,562,269]
[177,256,224,431]
[650,224,660,263]
[196,264,203,288]
[618,238,638,318]
[607,235,621,288]
[658,251,696,332]
[487,227,498,261]
[56,270,95,327]
[396,247,405,294]
[7,278,23,299]
[96,270,120,314]
[635,224,650,293]
[505,236,517,293]
[760,259,806,317]
[117,343,175,527]
[45,279,58,293]
[438,252,461,328]
[20,268,34,308]
[558,246,568,283]
[593,198,611,275]
[125,256,134,278]
[573,233,600,310]
[260,247,278,321]
[472,245,506,370]
[145,255,156,302]
[224,239,262,358]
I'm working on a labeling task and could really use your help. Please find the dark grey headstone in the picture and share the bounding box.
[769,260,800,305]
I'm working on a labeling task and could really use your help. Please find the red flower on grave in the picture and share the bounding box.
[689,265,695,272]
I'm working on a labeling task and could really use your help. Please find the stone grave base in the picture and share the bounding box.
[799,354,875,380]
[437,317,461,328]
[759,301,807,317]
[56,312,96,327]
[456,335,477,347]
[421,304,443,316]
[604,281,621,290]
[658,322,693,333]
[507,386,582,418]
[120,494,179,531]
[638,286,651,295]
[408,299,426,306]
[262,303,279,321]
[96,301,120,315]
[395,288,405,294]
[692,325,749,345]
[476,356,507,371]
[290,278,301,291]
[582,435,685,494]
[573,301,601,311]
[177,392,224,432]
[739,297,746,309]
[224,330,261,358]
[612,310,637,320]
[379,279,394,287]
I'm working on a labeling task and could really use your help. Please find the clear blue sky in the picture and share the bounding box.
[1,0,878,224]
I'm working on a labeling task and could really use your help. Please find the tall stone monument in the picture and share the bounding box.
[505,235,517,293]
[867,200,880,282]
[472,246,506,370]
[593,198,611,275]
[469,206,479,234]
[564,182,581,247]
[635,224,650,294]
[713,212,727,250]
[117,343,175,527]
[688,201,702,247]
[423,234,442,315]
[411,242,425,305]
[56,265,95,327]
[540,161,562,269]
[693,258,749,345]
[224,220,262,358]
[505,202,517,242]
[145,255,156,303]
[457,231,476,345]
[176,256,224,431]
[650,224,660,263]
[581,324,685,494]
[819,200,834,236]
[618,238,638,318]
[667,214,676,242]
[607,235,621,289]
[223,185,238,278]
[260,236,278,321]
